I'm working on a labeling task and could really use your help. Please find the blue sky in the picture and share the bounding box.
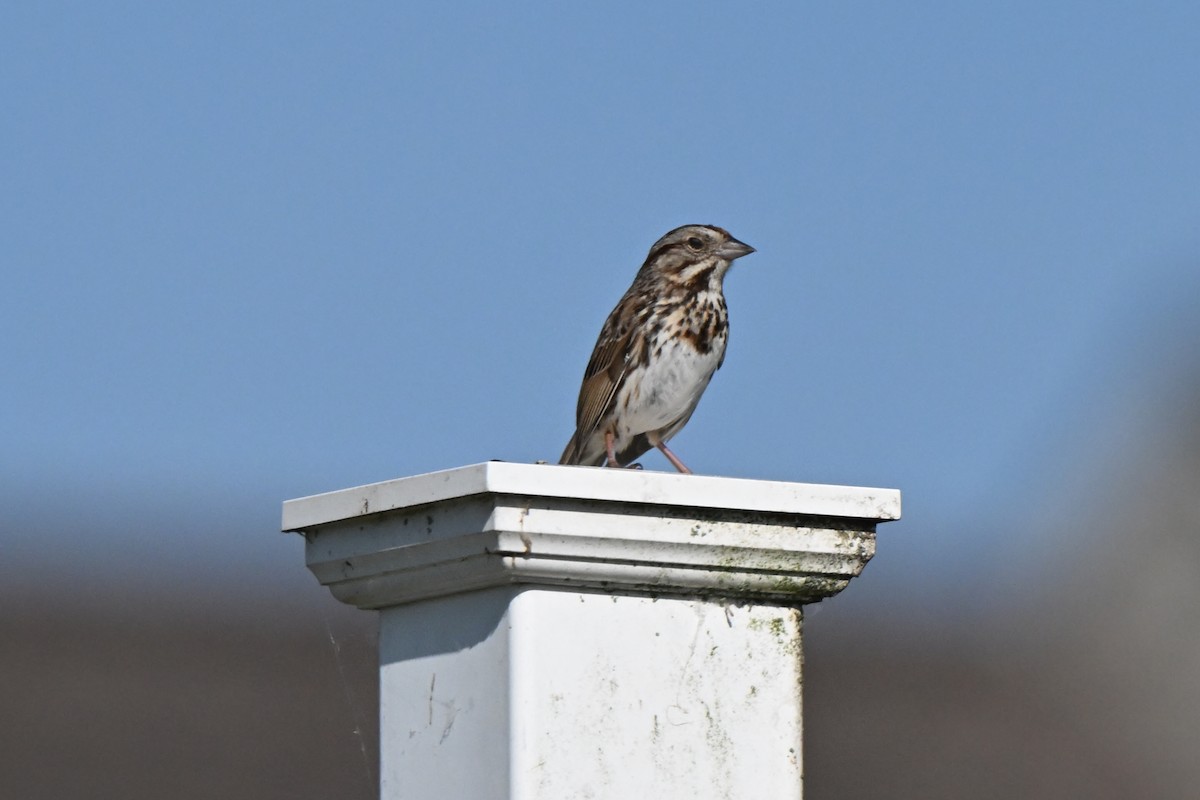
[3,2,1199,603]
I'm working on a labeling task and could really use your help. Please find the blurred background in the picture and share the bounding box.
[3,2,1198,797]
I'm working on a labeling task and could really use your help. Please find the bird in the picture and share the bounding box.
[559,224,755,473]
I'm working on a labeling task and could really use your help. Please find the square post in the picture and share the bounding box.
[283,462,899,799]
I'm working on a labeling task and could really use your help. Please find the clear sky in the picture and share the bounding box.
[4,3,1199,602]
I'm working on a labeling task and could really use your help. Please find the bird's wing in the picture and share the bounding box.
[573,311,639,445]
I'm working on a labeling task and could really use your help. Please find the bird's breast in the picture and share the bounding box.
[615,315,727,437]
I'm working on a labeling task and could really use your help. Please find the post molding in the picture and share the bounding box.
[283,462,901,610]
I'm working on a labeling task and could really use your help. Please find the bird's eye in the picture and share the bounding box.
[687,237,704,250]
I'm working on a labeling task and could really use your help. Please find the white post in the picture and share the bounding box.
[283,462,900,799]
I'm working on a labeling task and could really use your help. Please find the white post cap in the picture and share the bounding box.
[283,462,900,609]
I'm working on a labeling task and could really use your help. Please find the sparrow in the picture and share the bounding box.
[559,224,755,473]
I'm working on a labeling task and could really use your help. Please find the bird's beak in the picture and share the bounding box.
[717,237,755,261]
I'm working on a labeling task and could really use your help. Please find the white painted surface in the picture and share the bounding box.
[379,589,514,799]
[285,464,901,800]
[282,461,900,532]
[379,587,803,800]
[300,490,879,609]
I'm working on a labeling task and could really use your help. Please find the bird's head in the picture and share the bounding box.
[640,224,755,286]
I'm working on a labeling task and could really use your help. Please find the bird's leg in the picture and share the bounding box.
[656,441,693,474]
[604,431,643,469]
[605,431,621,468]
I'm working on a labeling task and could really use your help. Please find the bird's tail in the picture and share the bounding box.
[559,430,609,466]
[558,431,582,465]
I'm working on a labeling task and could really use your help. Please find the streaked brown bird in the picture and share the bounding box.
[559,224,755,473]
